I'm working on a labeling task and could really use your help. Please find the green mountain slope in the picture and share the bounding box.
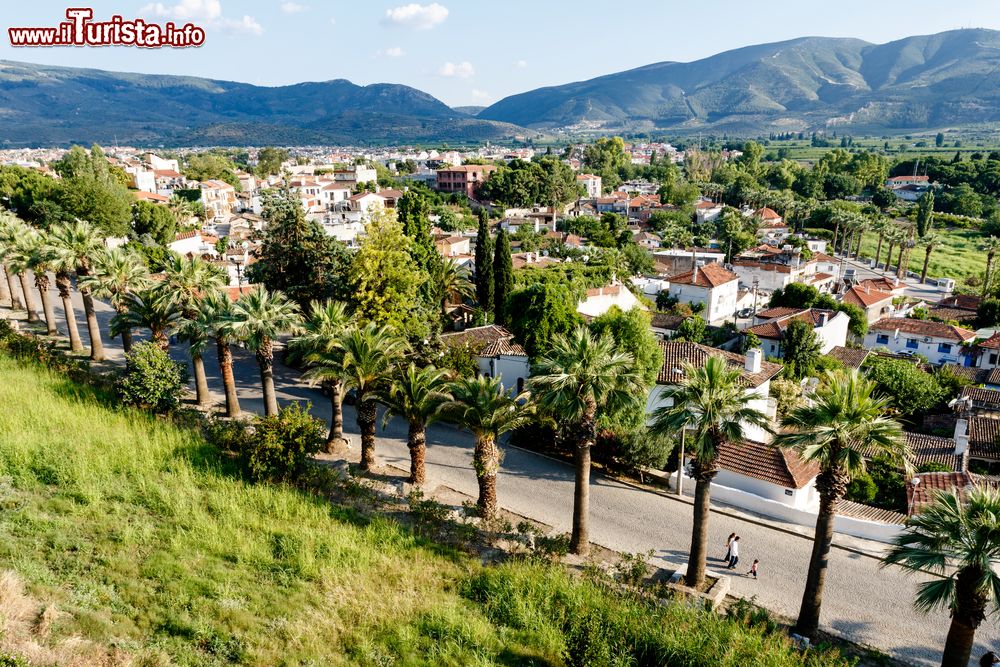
[479,29,1000,132]
[0,61,523,146]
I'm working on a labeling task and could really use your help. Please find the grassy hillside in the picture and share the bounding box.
[857,226,987,281]
[0,353,849,666]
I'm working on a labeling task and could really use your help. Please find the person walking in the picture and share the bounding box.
[747,559,759,579]
[723,532,736,562]
[727,536,740,570]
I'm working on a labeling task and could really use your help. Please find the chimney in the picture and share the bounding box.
[954,418,969,456]
[745,348,763,374]
[819,312,828,326]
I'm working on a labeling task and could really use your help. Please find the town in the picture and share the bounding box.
[1,133,999,666]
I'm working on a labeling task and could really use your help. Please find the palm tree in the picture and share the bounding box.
[110,287,181,352]
[229,287,302,417]
[0,262,11,308]
[648,355,771,589]
[7,229,53,331]
[881,488,1000,667]
[852,216,870,259]
[24,231,62,336]
[379,363,451,485]
[918,233,942,284]
[0,215,24,311]
[530,326,644,555]
[883,226,904,276]
[201,291,241,418]
[430,258,475,318]
[0,215,40,323]
[162,255,227,407]
[337,322,408,470]
[48,221,106,361]
[175,298,218,409]
[293,300,354,450]
[898,233,915,280]
[79,247,150,353]
[774,370,907,639]
[872,218,890,269]
[980,236,1000,298]
[443,375,532,520]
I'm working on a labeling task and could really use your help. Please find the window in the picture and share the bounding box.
[938,343,952,354]
[906,338,919,350]
[516,378,525,393]
[991,354,998,365]
[876,334,889,345]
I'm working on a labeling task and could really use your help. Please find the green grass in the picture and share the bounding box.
[857,226,987,281]
[0,354,849,666]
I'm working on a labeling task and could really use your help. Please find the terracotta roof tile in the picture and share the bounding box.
[836,500,906,525]
[907,472,974,515]
[827,346,871,370]
[667,262,737,289]
[747,309,839,340]
[902,432,963,470]
[717,440,818,489]
[843,285,894,308]
[656,341,782,388]
[755,306,805,320]
[869,318,977,343]
[960,386,1000,410]
[441,325,521,356]
[968,416,1000,460]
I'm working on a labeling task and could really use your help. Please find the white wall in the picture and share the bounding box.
[577,287,642,319]
[647,380,773,443]
[667,280,738,325]
[480,355,530,393]
[863,329,964,365]
[714,469,818,511]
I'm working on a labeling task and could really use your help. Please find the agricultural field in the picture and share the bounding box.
[856,226,988,282]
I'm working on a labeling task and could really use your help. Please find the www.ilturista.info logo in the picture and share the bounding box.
[9,8,205,48]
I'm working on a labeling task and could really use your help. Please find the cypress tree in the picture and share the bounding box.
[475,209,494,314]
[493,228,513,325]
[916,190,934,238]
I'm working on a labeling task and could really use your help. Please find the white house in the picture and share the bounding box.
[694,199,723,224]
[440,325,530,393]
[577,283,644,319]
[746,308,850,358]
[713,439,820,511]
[864,318,976,365]
[666,262,739,325]
[576,173,602,198]
[168,230,220,259]
[752,207,790,244]
[841,284,896,324]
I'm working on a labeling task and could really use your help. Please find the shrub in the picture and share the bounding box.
[845,473,877,504]
[917,461,953,473]
[116,341,188,413]
[239,403,325,482]
[205,418,251,453]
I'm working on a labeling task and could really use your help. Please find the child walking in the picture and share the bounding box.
[748,559,759,579]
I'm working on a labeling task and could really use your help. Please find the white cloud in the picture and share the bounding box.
[329,17,336,25]
[280,2,307,13]
[385,46,404,57]
[382,3,449,30]
[439,61,474,78]
[141,0,262,34]
[471,89,493,102]
[516,60,528,68]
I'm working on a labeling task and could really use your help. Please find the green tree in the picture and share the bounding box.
[293,300,354,450]
[882,488,1000,667]
[443,376,532,520]
[0,217,42,326]
[979,236,1000,297]
[131,200,177,246]
[337,322,408,471]
[506,282,582,357]
[650,357,771,588]
[583,137,629,190]
[247,191,351,307]
[201,291,242,418]
[492,228,514,325]
[116,341,187,414]
[349,210,430,340]
[475,209,494,314]
[79,246,150,353]
[183,152,241,189]
[864,357,945,418]
[916,189,935,238]
[774,370,906,639]
[47,220,107,361]
[22,230,61,336]
[782,319,821,380]
[935,132,945,148]
[230,287,303,416]
[530,327,644,555]
[239,404,326,483]
[917,233,941,284]
[52,145,133,236]
[255,147,290,177]
[110,287,181,352]
[396,191,435,269]
[672,315,707,344]
[379,363,452,485]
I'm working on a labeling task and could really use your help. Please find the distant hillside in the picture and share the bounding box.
[479,29,1000,133]
[452,106,485,116]
[0,61,523,147]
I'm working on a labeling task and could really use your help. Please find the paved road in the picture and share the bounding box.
[5,277,999,666]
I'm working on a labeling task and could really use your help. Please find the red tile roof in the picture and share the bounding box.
[907,472,974,515]
[755,306,805,320]
[667,262,737,289]
[969,417,1000,461]
[717,440,818,489]
[134,190,169,203]
[842,285,894,308]
[827,346,871,370]
[977,333,1000,350]
[754,207,783,222]
[869,318,976,343]
[656,341,783,388]
[440,325,524,357]
[960,386,1000,410]
[747,309,839,340]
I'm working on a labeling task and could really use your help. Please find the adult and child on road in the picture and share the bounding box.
[724,532,759,579]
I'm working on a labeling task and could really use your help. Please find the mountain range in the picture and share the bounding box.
[2,28,1000,147]
[479,29,1000,133]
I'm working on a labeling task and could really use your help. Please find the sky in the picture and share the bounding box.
[1,0,999,106]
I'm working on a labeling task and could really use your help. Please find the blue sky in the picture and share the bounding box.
[2,0,999,106]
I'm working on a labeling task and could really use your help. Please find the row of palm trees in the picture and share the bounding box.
[1,213,995,665]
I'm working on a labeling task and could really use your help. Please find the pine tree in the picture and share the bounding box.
[493,228,513,325]
[475,209,494,314]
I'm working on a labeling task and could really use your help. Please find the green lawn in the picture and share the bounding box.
[857,226,987,281]
[0,354,849,666]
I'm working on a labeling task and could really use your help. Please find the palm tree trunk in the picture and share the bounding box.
[984,255,995,299]
[56,273,83,353]
[854,229,864,258]
[874,234,884,268]
[256,343,278,417]
[896,243,906,279]
[153,330,170,352]
[831,222,840,255]
[474,435,500,520]
[7,266,23,310]
[119,313,134,355]
[685,472,714,588]
[192,353,211,408]
[217,339,241,418]
[18,271,39,323]
[921,247,932,284]
[885,242,894,273]
[795,481,841,638]
[0,264,11,307]
[80,288,104,361]
[358,396,377,471]
[34,274,57,336]
[324,380,346,452]
[571,409,597,556]
[939,568,986,667]
[408,420,426,485]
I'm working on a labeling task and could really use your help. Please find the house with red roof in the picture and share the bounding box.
[864,318,976,365]
[746,308,849,358]
[666,262,739,324]
[841,284,896,323]
[440,325,529,392]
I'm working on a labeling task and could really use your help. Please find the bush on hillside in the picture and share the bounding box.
[239,403,325,482]
[116,341,188,414]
